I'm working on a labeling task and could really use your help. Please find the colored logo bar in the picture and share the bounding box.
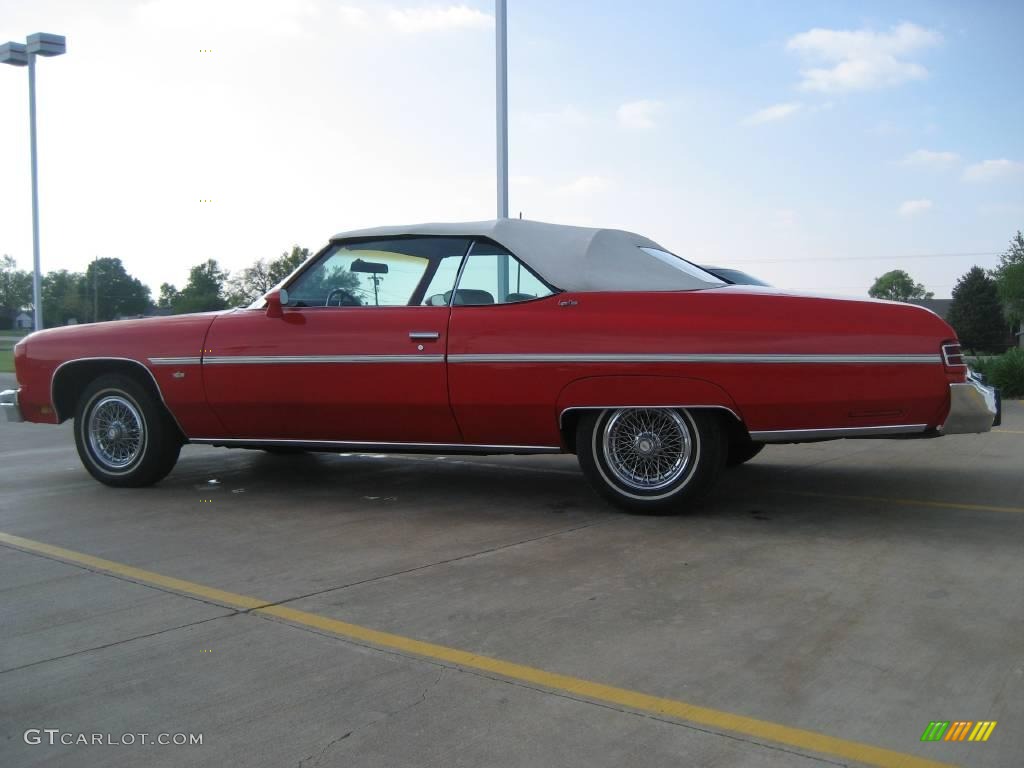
[921,721,997,742]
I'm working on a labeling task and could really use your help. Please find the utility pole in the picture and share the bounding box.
[0,33,66,330]
[92,255,98,322]
[495,0,510,301]
[496,0,508,219]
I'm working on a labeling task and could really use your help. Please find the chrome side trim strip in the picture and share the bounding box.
[49,357,188,436]
[449,353,941,365]
[559,404,740,428]
[750,424,928,442]
[148,356,202,365]
[202,354,445,365]
[189,438,562,454]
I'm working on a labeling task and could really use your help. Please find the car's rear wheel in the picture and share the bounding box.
[74,374,182,487]
[726,439,764,467]
[576,407,726,514]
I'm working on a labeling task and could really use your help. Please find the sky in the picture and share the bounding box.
[1,0,1022,300]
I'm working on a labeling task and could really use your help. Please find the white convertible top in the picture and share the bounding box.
[331,218,718,292]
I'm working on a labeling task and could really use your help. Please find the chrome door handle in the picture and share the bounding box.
[409,331,440,340]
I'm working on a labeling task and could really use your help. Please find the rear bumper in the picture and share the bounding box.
[939,379,999,435]
[1,388,24,423]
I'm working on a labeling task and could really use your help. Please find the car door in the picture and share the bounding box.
[202,237,470,444]
[444,241,565,447]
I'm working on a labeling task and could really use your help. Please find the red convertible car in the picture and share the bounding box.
[1,219,1000,513]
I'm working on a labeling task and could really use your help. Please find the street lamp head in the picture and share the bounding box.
[0,41,29,66]
[27,33,66,57]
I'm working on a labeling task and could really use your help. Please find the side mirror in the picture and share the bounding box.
[265,288,289,318]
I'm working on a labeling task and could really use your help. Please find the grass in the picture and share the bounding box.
[972,348,1024,398]
[0,329,29,373]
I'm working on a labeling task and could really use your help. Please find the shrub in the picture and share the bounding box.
[972,348,1024,398]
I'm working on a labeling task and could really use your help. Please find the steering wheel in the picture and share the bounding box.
[325,288,348,307]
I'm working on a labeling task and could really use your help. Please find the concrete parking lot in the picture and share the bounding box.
[1,369,1021,768]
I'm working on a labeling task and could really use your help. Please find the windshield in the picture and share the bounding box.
[638,247,726,289]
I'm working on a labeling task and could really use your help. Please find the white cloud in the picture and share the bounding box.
[742,102,802,125]
[337,6,371,27]
[555,175,612,196]
[136,0,320,37]
[902,149,960,169]
[386,5,493,34]
[898,199,933,216]
[616,99,666,130]
[963,158,1024,182]
[786,22,941,92]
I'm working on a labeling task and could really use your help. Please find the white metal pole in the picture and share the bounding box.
[27,52,43,330]
[495,0,508,219]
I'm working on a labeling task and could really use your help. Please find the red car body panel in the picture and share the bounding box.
[15,313,223,435]
[12,284,963,448]
[201,306,460,442]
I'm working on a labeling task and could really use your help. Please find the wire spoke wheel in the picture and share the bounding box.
[601,408,693,492]
[87,395,145,471]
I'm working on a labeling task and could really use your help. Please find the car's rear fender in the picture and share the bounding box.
[555,375,744,451]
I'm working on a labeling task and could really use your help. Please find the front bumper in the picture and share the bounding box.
[0,388,24,423]
[939,379,1000,435]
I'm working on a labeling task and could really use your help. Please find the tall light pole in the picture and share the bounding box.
[495,0,508,219]
[1,32,66,331]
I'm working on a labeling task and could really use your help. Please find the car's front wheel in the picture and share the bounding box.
[74,374,182,487]
[576,407,726,514]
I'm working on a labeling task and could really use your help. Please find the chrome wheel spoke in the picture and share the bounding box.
[602,408,693,492]
[87,395,145,471]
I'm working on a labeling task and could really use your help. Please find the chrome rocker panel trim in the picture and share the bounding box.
[749,424,929,442]
[189,438,562,455]
[0,388,23,423]
[939,380,999,435]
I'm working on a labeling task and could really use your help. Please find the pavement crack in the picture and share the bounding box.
[295,669,444,768]
[243,518,612,614]
[0,613,235,675]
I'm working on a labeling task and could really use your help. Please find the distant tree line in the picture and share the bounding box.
[869,230,1024,354]
[0,246,312,328]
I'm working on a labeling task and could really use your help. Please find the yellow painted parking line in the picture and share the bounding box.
[780,490,1024,515]
[0,530,957,768]
[0,532,267,610]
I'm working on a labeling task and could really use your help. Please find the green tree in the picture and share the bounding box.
[227,245,311,306]
[0,255,33,329]
[868,270,934,302]
[993,231,1024,328]
[83,257,151,321]
[157,283,179,309]
[173,259,229,314]
[42,270,88,326]
[946,267,1008,353]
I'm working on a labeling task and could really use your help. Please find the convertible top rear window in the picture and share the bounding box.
[638,248,726,289]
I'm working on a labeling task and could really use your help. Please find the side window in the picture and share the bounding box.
[285,237,470,308]
[421,254,464,306]
[454,242,555,305]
